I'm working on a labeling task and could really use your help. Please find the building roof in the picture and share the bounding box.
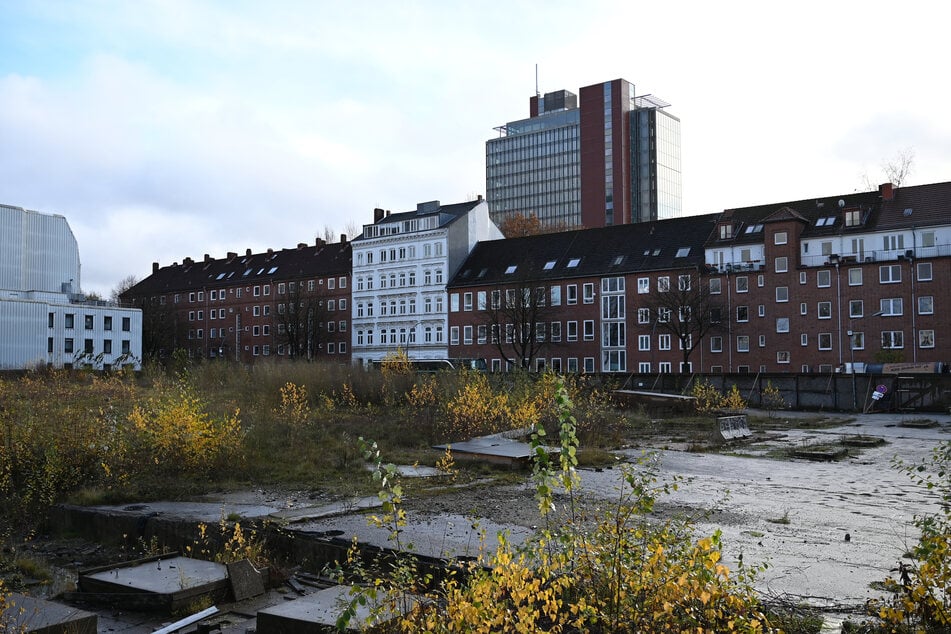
[448,214,719,288]
[354,199,484,241]
[876,180,951,230]
[124,240,352,297]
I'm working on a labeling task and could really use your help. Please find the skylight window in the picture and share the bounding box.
[816,217,836,227]
[567,258,581,268]
[652,249,661,256]
[257,268,265,275]
[543,260,556,270]
[478,268,488,278]
[505,265,517,274]
[216,273,226,280]
[612,256,625,265]
[676,247,691,257]
[243,269,252,276]
[268,267,278,274]
[744,224,763,234]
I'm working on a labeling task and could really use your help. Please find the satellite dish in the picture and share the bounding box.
[838,199,846,208]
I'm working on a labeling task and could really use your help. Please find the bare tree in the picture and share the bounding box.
[111,274,139,304]
[641,270,724,373]
[275,280,332,360]
[478,278,558,370]
[860,148,915,190]
[345,220,360,242]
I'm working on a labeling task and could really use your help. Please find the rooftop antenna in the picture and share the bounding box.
[535,64,539,97]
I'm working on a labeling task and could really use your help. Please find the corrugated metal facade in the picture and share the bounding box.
[1,204,142,370]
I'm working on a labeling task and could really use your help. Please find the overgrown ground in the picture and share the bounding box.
[1,362,947,632]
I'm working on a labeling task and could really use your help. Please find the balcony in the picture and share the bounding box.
[800,242,951,267]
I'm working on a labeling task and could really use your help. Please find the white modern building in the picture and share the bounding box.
[0,203,142,370]
[351,197,503,366]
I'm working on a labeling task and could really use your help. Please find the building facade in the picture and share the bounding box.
[350,198,504,366]
[123,239,351,364]
[448,182,951,374]
[0,203,142,370]
[486,78,681,231]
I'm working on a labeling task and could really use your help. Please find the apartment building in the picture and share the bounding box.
[351,197,503,366]
[123,239,351,364]
[448,181,951,373]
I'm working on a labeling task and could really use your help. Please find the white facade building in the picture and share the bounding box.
[0,204,142,370]
[351,198,503,366]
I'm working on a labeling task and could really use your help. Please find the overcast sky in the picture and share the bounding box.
[2,1,949,296]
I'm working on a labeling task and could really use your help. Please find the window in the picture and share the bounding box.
[122,317,131,331]
[657,307,671,323]
[463,293,473,311]
[583,320,595,341]
[799,271,807,285]
[103,339,112,354]
[638,335,650,351]
[658,334,671,350]
[189,292,195,302]
[278,282,285,294]
[848,268,862,286]
[850,332,864,350]
[736,277,748,293]
[775,287,789,302]
[637,278,649,294]
[253,306,260,317]
[566,285,578,304]
[709,278,721,294]
[736,336,749,352]
[637,307,651,324]
[64,338,74,353]
[657,277,670,292]
[736,306,749,322]
[880,298,903,316]
[817,301,832,319]
[849,300,864,318]
[567,321,578,342]
[882,330,904,349]
[801,333,808,346]
[817,270,831,288]
[758,334,766,347]
[719,224,733,239]
[917,262,933,281]
[880,264,901,284]
[463,326,473,345]
[776,317,789,333]
[450,293,459,312]
[82,315,93,330]
[65,313,75,329]
[800,302,808,315]
[584,358,595,373]
[549,287,560,306]
[919,330,935,349]
[844,209,861,227]
[678,275,691,291]
[818,333,832,350]
[775,257,788,273]
[758,305,765,318]
[84,339,93,354]
[710,336,722,352]
[339,276,346,288]
[104,316,112,331]
[918,296,934,315]
[777,351,790,364]
[339,320,346,332]
[758,274,765,288]
[774,231,788,245]
[582,283,595,304]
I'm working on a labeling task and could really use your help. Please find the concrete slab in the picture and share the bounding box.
[94,501,282,522]
[256,585,417,634]
[227,559,265,601]
[79,555,230,613]
[1,593,97,634]
[269,496,382,524]
[435,435,559,466]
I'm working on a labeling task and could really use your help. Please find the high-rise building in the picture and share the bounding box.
[486,78,681,231]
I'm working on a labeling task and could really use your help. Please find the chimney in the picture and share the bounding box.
[267,248,274,258]
[204,253,210,263]
[340,233,347,244]
[183,257,193,266]
[880,182,895,201]
[246,249,252,257]
[315,237,325,248]
[227,251,237,261]
[152,262,159,274]
[374,207,385,222]
[477,194,483,201]
[297,242,307,250]
[385,209,391,217]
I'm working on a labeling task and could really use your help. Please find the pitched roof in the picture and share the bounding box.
[353,199,484,240]
[876,181,951,230]
[448,214,719,288]
[124,241,352,297]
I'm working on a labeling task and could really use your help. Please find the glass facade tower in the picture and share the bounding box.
[486,79,681,230]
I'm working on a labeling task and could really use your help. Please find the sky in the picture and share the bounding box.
[2,1,950,297]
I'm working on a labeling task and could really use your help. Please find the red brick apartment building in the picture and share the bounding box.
[448,182,951,374]
[122,239,351,364]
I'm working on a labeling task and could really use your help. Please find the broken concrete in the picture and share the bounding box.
[1,593,97,634]
[256,584,418,634]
